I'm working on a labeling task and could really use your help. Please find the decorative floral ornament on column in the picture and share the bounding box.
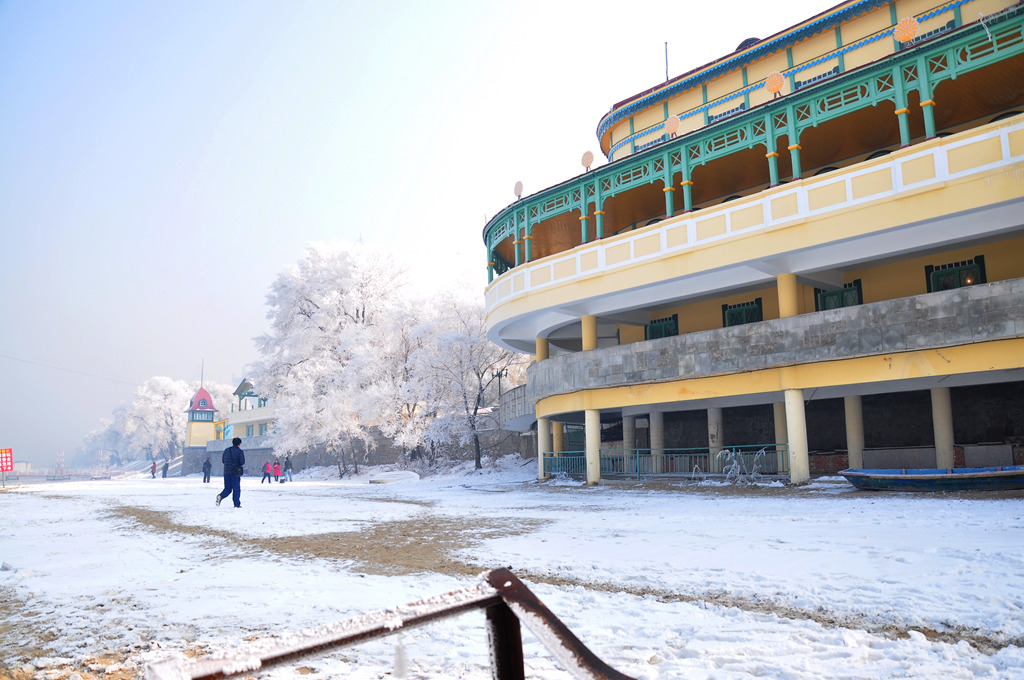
[664,115,680,136]
[894,16,920,43]
[765,71,785,94]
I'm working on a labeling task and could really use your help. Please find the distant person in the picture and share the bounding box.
[261,460,273,484]
[284,456,293,482]
[273,460,281,482]
[161,461,169,478]
[202,457,212,483]
[217,437,245,508]
[151,461,156,478]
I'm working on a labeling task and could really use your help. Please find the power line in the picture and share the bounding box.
[0,351,138,386]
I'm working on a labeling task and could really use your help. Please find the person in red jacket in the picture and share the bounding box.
[261,460,272,484]
[273,460,281,482]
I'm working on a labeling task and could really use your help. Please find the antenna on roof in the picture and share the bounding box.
[201,359,204,387]
[665,42,669,81]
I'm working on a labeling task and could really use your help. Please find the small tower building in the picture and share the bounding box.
[186,386,218,447]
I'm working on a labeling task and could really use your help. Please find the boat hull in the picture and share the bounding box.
[839,466,1024,491]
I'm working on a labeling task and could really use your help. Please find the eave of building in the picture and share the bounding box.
[595,0,889,151]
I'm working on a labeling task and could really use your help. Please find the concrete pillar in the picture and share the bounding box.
[650,411,665,474]
[931,387,955,468]
[844,395,865,469]
[585,409,601,486]
[773,401,789,475]
[622,416,636,451]
[536,337,549,361]
[537,417,551,480]
[784,389,810,483]
[777,273,799,318]
[707,407,724,455]
[622,415,636,474]
[581,315,598,351]
[552,421,565,453]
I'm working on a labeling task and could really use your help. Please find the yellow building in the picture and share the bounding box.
[483,0,1024,483]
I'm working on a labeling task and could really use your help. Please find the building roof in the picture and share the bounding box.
[188,386,217,412]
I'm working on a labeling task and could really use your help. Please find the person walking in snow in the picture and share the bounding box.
[151,461,157,478]
[273,460,281,482]
[284,456,293,482]
[261,460,273,484]
[161,461,169,478]
[217,437,245,508]
[202,457,212,483]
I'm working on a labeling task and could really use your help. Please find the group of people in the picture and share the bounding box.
[214,439,295,508]
[260,458,292,483]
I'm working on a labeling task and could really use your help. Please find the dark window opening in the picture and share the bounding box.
[815,279,863,311]
[925,255,985,292]
[646,314,678,340]
[722,298,763,327]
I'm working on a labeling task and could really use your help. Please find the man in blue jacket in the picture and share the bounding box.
[216,438,245,508]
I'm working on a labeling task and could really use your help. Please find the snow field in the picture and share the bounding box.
[1,456,1022,679]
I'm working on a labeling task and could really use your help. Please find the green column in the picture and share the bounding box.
[594,184,605,239]
[765,114,779,186]
[580,214,590,243]
[487,248,494,283]
[513,211,521,266]
[893,66,911,147]
[917,55,936,139]
[786,105,802,179]
[663,151,675,217]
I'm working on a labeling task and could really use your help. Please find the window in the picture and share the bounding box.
[246,425,254,437]
[199,399,208,407]
[722,298,763,327]
[926,256,985,292]
[259,423,268,436]
[646,314,678,340]
[816,280,862,311]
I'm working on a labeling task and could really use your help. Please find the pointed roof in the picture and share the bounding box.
[234,378,255,397]
[187,386,217,412]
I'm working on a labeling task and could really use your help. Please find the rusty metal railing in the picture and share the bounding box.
[146,568,637,680]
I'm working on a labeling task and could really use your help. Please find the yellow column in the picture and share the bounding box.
[784,389,810,483]
[585,409,601,485]
[777,273,799,318]
[537,417,551,480]
[844,395,865,469]
[552,421,565,454]
[581,315,598,351]
[536,337,549,361]
[650,411,665,474]
[931,387,955,469]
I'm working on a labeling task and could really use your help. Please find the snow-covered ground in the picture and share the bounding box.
[2,456,1023,679]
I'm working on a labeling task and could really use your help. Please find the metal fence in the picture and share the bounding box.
[543,444,789,479]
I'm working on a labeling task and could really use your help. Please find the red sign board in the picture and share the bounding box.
[0,449,11,472]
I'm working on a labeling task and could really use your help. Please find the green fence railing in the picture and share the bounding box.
[542,444,789,479]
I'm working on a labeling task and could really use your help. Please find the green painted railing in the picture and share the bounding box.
[542,445,789,479]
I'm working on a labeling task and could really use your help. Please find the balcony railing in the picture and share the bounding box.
[543,445,789,479]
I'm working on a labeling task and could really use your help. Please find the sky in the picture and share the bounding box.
[0,0,830,466]
[2,460,1023,678]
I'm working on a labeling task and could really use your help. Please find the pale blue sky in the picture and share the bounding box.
[0,0,828,465]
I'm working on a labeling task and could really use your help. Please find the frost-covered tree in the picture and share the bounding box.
[415,294,523,469]
[252,242,407,476]
[82,377,232,465]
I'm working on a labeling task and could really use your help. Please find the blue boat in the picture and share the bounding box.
[839,466,1024,491]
